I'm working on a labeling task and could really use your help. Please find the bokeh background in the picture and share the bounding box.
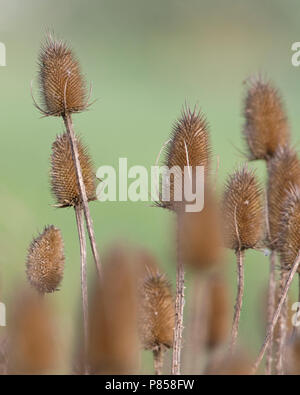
[1,0,300,373]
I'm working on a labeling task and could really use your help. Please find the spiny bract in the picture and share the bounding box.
[267,146,300,250]
[243,77,289,161]
[26,225,65,294]
[39,34,87,116]
[50,133,96,207]
[222,166,264,251]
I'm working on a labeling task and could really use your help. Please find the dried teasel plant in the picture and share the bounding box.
[243,76,290,161]
[8,289,59,374]
[87,245,139,374]
[157,105,211,375]
[266,146,300,373]
[222,165,264,352]
[26,225,64,295]
[34,33,101,277]
[50,132,96,371]
[138,267,175,375]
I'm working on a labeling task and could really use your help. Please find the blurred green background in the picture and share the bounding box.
[1,0,300,373]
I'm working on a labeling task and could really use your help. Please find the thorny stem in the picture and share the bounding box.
[265,250,277,375]
[63,113,101,278]
[251,251,300,374]
[229,249,245,353]
[153,346,165,375]
[274,270,289,375]
[172,215,185,375]
[74,205,89,374]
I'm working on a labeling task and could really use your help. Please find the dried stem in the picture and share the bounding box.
[265,250,277,374]
[251,251,300,374]
[172,215,185,375]
[274,270,289,375]
[74,205,88,374]
[63,113,101,278]
[153,346,165,375]
[229,249,245,353]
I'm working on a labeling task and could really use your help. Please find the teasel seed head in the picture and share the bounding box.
[267,146,300,250]
[8,289,58,374]
[158,105,211,211]
[222,165,264,251]
[26,225,65,294]
[38,33,87,116]
[278,186,300,271]
[243,76,290,161]
[138,271,175,351]
[50,133,96,208]
[88,245,139,374]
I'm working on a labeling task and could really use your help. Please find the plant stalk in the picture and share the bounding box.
[63,113,101,278]
[229,249,245,353]
[274,270,289,375]
[153,346,165,375]
[74,205,88,374]
[251,251,300,374]
[172,215,185,375]
[265,250,277,375]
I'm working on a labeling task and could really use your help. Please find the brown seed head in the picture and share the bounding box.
[38,34,87,116]
[26,225,64,294]
[278,187,300,271]
[50,133,96,207]
[138,272,175,351]
[222,166,264,251]
[88,245,139,374]
[8,289,58,374]
[243,76,289,161]
[267,146,300,250]
[159,106,211,211]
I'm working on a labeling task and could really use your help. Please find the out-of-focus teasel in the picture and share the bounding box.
[243,76,290,161]
[138,264,175,375]
[8,289,59,374]
[87,245,139,374]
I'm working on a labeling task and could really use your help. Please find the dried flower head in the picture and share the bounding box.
[26,225,65,294]
[50,133,96,207]
[38,34,87,116]
[206,274,230,349]
[88,245,139,374]
[138,272,175,351]
[267,146,300,250]
[8,289,58,374]
[278,187,300,271]
[243,77,289,161]
[222,166,264,251]
[179,192,223,270]
[159,106,211,211]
